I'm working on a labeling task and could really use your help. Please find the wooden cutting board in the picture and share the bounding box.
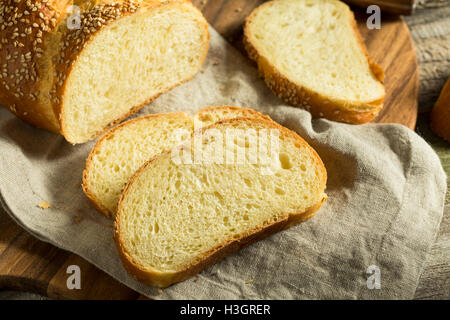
[0,0,418,299]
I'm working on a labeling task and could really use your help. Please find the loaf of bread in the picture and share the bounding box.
[430,77,450,142]
[83,106,270,218]
[243,0,385,124]
[0,0,209,143]
[114,117,327,287]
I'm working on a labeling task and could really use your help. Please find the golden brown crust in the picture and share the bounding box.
[430,77,450,142]
[243,0,385,125]
[114,117,327,288]
[82,111,191,218]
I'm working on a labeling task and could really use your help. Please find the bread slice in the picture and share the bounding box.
[83,106,270,218]
[243,0,385,124]
[82,112,194,217]
[430,77,450,142]
[0,0,209,143]
[114,117,327,287]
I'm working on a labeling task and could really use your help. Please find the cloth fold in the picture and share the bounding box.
[0,27,446,299]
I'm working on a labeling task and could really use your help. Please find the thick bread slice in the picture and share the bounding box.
[243,0,385,124]
[83,106,270,218]
[115,118,327,287]
[0,1,209,143]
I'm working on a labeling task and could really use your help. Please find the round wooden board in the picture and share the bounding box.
[355,12,419,129]
[0,1,419,300]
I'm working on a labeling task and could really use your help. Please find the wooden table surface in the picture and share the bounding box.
[0,0,449,299]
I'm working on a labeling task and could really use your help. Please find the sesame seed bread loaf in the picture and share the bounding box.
[83,106,270,218]
[430,77,450,142]
[0,0,209,143]
[115,117,327,287]
[243,0,385,124]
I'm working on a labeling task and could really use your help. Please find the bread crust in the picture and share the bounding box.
[83,106,272,218]
[243,0,385,124]
[114,117,327,288]
[0,1,209,143]
[430,77,450,142]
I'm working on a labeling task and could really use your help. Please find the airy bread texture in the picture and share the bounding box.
[244,0,385,124]
[430,77,450,142]
[0,0,209,143]
[115,117,327,287]
[83,106,270,218]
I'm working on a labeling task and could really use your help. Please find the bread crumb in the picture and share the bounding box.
[74,215,82,224]
[200,69,205,73]
[220,85,225,90]
[213,61,219,66]
[37,201,51,209]
[158,288,163,294]
[194,278,199,283]
[246,279,253,284]
[235,8,242,12]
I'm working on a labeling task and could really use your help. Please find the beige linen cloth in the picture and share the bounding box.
[0,27,447,299]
